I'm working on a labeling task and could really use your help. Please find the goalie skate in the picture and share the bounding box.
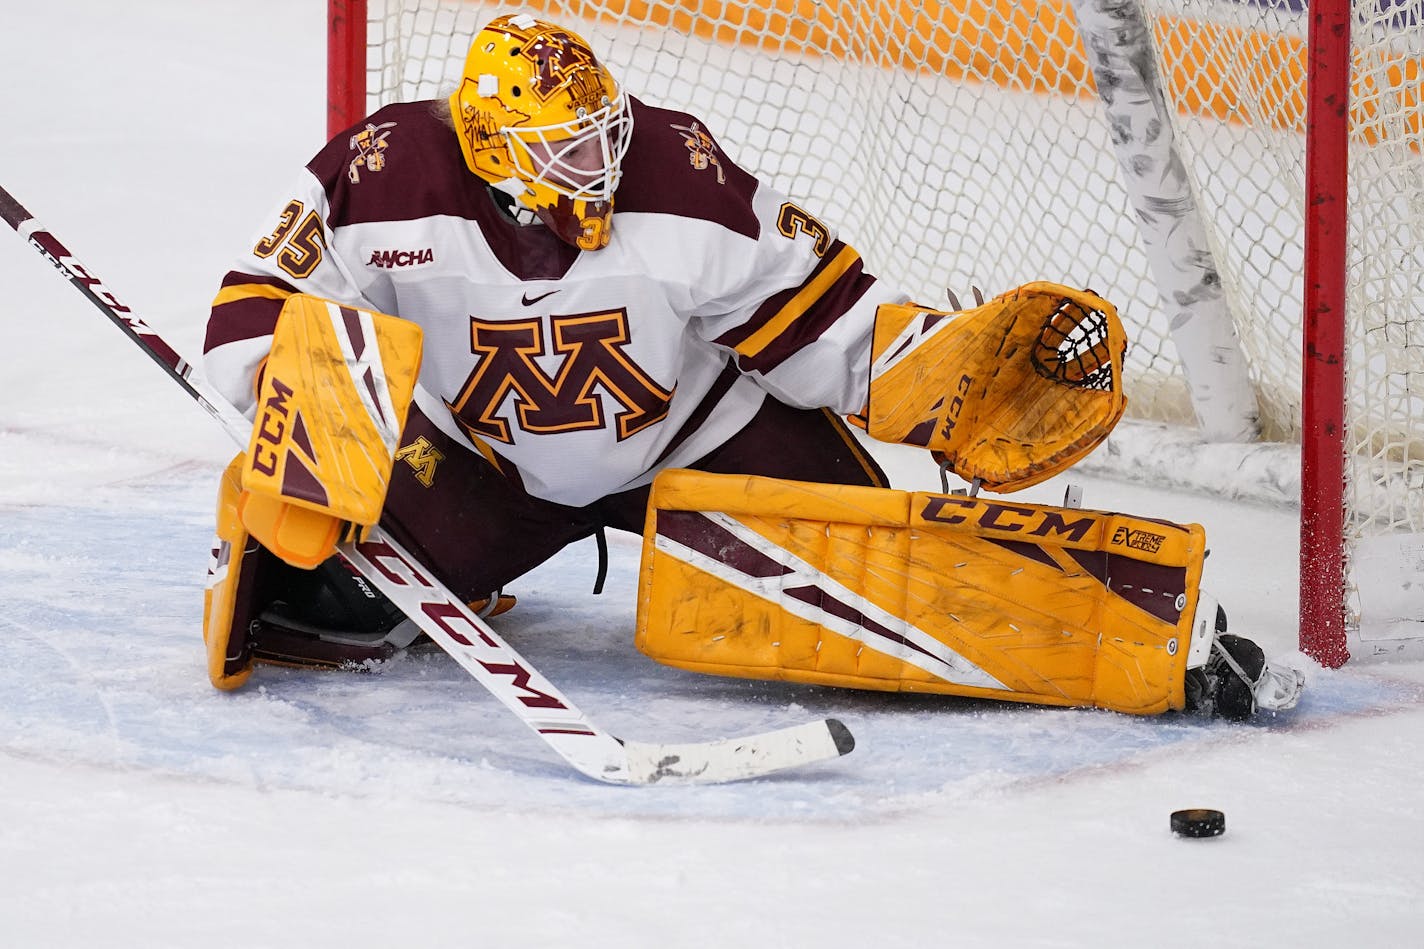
[1184,597,1305,720]
[232,541,515,672]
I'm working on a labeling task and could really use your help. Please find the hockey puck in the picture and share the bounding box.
[1171,808,1226,838]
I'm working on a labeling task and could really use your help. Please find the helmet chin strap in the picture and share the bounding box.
[488,181,543,227]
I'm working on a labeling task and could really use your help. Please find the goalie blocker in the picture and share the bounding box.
[205,293,436,686]
[637,469,1303,717]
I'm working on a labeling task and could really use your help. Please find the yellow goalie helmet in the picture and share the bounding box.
[448,13,633,250]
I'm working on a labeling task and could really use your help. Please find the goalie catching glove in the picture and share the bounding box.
[854,282,1128,492]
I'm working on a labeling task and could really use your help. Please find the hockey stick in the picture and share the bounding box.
[0,183,854,784]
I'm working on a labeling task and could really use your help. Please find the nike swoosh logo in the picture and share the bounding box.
[521,289,561,306]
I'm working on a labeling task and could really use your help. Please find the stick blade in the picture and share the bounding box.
[617,718,854,785]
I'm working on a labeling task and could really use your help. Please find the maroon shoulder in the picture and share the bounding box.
[308,101,578,279]
[614,98,761,241]
[308,101,486,226]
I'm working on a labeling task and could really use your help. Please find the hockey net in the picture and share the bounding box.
[332,0,1424,664]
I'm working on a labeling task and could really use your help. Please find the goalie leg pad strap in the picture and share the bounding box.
[637,470,1205,715]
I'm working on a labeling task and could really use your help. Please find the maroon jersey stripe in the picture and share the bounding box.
[204,296,286,353]
[651,359,742,468]
[714,239,858,352]
[205,270,298,352]
[720,245,877,374]
[217,271,296,293]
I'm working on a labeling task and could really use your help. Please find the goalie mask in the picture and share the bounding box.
[449,13,633,250]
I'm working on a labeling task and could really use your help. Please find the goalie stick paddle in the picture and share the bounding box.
[0,183,855,784]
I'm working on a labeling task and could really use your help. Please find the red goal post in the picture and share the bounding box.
[328,0,368,140]
[326,0,1424,668]
[1300,0,1351,668]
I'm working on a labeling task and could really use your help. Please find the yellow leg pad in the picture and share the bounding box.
[202,454,257,690]
[637,470,1206,715]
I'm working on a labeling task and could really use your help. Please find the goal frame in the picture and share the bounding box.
[323,0,1358,668]
[1299,0,1350,668]
[328,0,368,140]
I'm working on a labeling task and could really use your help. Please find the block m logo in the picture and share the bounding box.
[446,310,672,444]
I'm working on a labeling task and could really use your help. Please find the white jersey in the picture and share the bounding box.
[205,98,906,506]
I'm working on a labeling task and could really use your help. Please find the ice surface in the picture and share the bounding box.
[3,3,1423,946]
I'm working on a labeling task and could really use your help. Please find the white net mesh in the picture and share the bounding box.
[359,0,1424,641]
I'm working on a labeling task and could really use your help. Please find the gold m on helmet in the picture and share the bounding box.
[448,14,633,250]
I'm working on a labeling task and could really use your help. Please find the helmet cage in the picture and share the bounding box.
[502,89,633,205]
